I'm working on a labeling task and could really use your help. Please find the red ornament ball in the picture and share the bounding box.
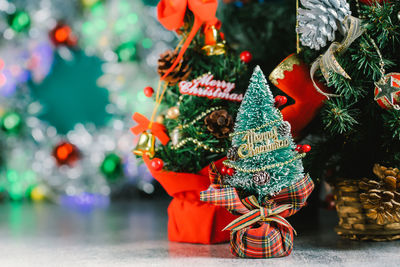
[274,95,288,107]
[302,144,311,153]
[240,51,252,63]
[220,166,228,175]
[150,158,164,171]
[295,144,302,152]
[374,73,400,109]
[50,23,77,46]
[144,86,154,98]
[226,168,235,176]
[53,141,80,166]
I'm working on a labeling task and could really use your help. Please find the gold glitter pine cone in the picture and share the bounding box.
[204,109,233,139]
[157,50,191,86]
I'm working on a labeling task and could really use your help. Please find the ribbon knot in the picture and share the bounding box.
[223,200,296,234]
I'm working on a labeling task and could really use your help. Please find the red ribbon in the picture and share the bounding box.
[131,112,170,145]
[157,0,219,80]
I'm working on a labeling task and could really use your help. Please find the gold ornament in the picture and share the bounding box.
[269,54,301,85]
[133,131,155,158]
[166,106,180,119]
[156,115,165,124]
[202,25,226,56]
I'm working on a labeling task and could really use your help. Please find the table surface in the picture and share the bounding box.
[0,199,399,267]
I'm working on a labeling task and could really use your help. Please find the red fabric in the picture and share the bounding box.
[157,0,219,81]
[143,155,237,244]
[274,54,328,138]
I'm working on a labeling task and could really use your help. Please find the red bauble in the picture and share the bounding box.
[374,73,400,109]
[53,141,80,166]
[150,158,164,171]
[50,23,77,46]
[226,168,235,176]
[274,95,288,107]
[221,166,228,175]
[301,144,311,153]
[144,86,154,97]
[240,51,252,63]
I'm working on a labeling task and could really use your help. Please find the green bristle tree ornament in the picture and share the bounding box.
[224,66,306,201]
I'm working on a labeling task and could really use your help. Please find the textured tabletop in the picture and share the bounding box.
[0,200,399,267]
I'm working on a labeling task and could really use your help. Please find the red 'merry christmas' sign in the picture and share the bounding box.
[178,74,243,102]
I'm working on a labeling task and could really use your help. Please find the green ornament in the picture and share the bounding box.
[100,153,122,180]
[115,41,136,62]
[8,11,31,32]
[1,111,22,134]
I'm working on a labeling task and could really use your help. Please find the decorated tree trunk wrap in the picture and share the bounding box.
[143,155,237,244]
[200,164,314,258]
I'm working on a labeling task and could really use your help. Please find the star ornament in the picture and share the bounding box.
[374,73,400,109]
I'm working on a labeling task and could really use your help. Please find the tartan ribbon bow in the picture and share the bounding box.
[223,196,295,234]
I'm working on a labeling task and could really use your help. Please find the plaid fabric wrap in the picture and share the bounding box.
[200,172,314,258]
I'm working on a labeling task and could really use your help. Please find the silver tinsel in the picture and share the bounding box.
[297,0,351,50]
[252,171,270,186]
[278,121,291,137]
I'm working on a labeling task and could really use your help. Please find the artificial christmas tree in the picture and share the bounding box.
[131,0,249,244]
[201,66,314,258]
[296,0,400,240]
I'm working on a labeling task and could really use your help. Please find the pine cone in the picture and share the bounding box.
[373,164,400,190]
[278,121,291,137]
[253,171,270,186]
[227,146,239,161]
[157,50,191,86]
[297,0,351,50]
[359,164,400,225]
[204,109,233,139]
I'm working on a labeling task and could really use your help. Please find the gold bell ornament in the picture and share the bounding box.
[202,24,226,56]
[133,131,156,158]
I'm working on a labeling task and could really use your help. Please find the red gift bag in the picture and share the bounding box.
[143,156,238,244]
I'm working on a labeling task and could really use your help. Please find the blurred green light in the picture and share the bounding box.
[100,153,122,180]
[126,13,138,25]
[142,38,153,49]
[7,170,18,183]
[9,11,30,32]
[9,183,24,201]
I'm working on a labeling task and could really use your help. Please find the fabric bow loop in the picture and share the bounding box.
[131,112,170,145]
[223,204,296,234]
[157,0,218,81]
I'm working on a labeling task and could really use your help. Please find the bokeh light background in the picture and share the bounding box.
[0,0,175,205]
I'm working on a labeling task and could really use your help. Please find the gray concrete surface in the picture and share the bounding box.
[0,200,399,266]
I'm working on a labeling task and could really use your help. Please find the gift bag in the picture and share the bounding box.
[144,156,238,244]
[200,164,314,258]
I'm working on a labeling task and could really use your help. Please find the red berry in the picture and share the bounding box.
[221,166,228,175]
[295,144,302,152]
[150,158,163,171]
[302,144,311,153]
[274,95,288,107]
[240,51,252,63]
[226,168,235,176]
[144,86,154,97]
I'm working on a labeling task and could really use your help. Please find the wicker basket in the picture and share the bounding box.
[334,180,400,241]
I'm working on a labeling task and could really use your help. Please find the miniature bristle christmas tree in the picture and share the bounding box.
[223,66,306,201]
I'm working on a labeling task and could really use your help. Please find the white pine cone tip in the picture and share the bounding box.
[297,0,351,50]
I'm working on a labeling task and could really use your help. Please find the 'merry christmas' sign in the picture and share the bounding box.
[238,126,290,159]
[178,74,243,102]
